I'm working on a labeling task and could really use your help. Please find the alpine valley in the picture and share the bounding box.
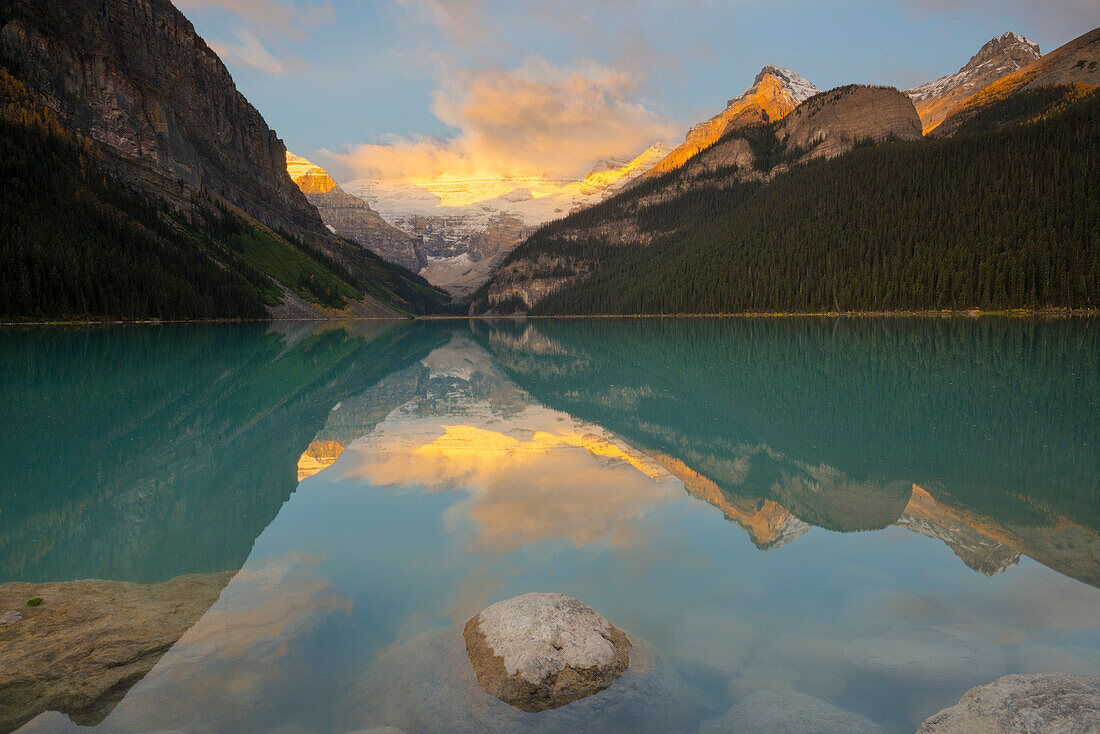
[0,0,1097,319]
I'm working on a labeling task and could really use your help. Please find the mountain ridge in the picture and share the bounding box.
[907,32,1042,133]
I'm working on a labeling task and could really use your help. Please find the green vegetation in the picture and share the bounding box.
[25,598,42,607]
[0,67,453,320]
[476,86,1099,315]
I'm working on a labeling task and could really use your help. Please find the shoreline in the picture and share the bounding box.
[2,308,1097,326]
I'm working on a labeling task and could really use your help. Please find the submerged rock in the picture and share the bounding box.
[701,690,885,734]
[0,573,232,732]
[341,622,699,734]
[918,673,1100,733]
[463,593,632,712]
[844,626,1007,688]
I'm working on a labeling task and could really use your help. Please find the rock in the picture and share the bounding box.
[918,673,1100,733]
[776,85,923,164]
[700,690,885,734]
[725,666,799,703]
[0,0,326,241]
[844,626,1007,688]
[286,153,427,273]
[463,593,632,712]
[341,623,700,734]
[0,611,21,626]
[749,633,851,699]
[672,617,755,682]
[0,572,232,732]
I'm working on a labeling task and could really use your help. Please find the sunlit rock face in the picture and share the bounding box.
[906,32,1041,134]
[645,66,820,178]
[286,153,426,272]
[463,593,632,712]
[297,439,347,481]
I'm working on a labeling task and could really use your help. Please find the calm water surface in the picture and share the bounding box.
[1,318,1098,733]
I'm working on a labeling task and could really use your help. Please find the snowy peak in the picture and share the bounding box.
[745,65,820,104]
[962,32,1041,73]
[645,66,817,179]
[906,32,1041,133]
[907,32,1041,102]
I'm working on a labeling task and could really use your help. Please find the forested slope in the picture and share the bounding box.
[474,87,1098,315]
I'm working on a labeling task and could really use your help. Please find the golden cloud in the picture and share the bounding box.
[325,56,677,194]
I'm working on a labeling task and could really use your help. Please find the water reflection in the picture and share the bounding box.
[0,318,1097,734]
[479,318,1100,588]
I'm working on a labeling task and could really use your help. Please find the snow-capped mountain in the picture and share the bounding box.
[341,142,668,296]
[906,32,1041,133]
[644,65,820,178]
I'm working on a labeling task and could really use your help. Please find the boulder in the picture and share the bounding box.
[918,673,1100,733]
[463,593,632,712]
[700,690,885,734]
[340,622,701,734]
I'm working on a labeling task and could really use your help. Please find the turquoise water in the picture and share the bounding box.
[1,318,1097,733]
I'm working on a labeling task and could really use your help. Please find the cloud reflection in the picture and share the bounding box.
[342,407,679,554]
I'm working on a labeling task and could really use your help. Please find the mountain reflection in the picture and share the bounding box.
[0,320,445,731]
[477,319,1100,588]
[331,335,679,554]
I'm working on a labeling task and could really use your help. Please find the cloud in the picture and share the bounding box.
[328,55,677,185]
[210,30,305,76]
[394,0,489,43]
[176,0,334,75]
[342,413,680,555]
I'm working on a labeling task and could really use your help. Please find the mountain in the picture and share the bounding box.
[342,142,668,296]
[0,0,452,319]
[934,27,1100,135]
[474,82,927,313]
[907,32,1041,134]
[645,65,820,178]
[286,152,426,273]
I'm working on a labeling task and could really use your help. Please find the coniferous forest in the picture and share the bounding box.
[477,87,1099,315]
[0,68,452,321]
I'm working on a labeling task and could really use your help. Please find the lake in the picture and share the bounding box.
[1,318,1097,734]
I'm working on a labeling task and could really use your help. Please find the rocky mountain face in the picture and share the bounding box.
[777,85,923,159]
[935,26,1100,136]
[907,32,1041,134]
[645,66,820,178]
[0,0,324,241]
[286,153,426,272]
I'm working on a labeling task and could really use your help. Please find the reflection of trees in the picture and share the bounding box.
[479,318,1099,531]
[0,322,446,583]
[478,318,1100,585]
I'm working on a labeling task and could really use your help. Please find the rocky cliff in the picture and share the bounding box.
[0,0,326,241]
[907,32,1041,134]
[776,85,923,160]
[286,152,426,272]
[645,66,819,178]
[935,26,1100,136]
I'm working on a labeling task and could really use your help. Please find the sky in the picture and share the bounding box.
[176,0,1100,185]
